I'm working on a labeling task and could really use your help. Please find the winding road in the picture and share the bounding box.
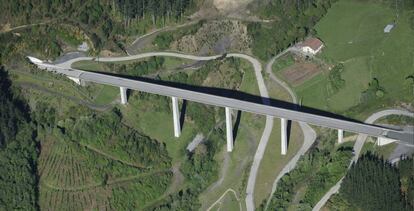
[312,109,414,211]
[41,47,412,211]
[52,50,274,211]
[263,51,317,210]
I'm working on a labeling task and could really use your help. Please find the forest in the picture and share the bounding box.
[115,0,195,24]
[340,153,414,211]
[0,67,39,210]
[0,0,195,52]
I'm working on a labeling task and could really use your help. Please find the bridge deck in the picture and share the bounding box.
[28,56,413,145]
[77,71,413,145]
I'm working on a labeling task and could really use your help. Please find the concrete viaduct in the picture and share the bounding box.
[28,56,414,154]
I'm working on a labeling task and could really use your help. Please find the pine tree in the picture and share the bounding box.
[340,153,407,211]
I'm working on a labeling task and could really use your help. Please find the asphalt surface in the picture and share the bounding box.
[33,53,414,144]
[312,109,414,211]
[264,51,317,210]
[388,143,414,164]
[46,51,274,211]
[31,51,414,211]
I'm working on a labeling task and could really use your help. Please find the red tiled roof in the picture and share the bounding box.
[301,38,323,51]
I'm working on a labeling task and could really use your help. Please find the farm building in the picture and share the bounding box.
[384,24,394,33]
[299,38,324,55]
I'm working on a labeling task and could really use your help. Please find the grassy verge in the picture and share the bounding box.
[72,57,193,72]
[262,128,354,210]
[199,60,265,210]
[271,53,295,74]
[253,78,304,207]
[93,85,119,105]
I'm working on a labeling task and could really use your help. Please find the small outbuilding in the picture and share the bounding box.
[77,41,90,52]
[299,38,324,55]
[384,24,395,33]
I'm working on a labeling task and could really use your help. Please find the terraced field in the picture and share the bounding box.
[38,135,172,210]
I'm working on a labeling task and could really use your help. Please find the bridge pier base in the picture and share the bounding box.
[120,87,127,105]
[377,137,397,146]
[281,118,287,155]
[172,97,181,138]
[338,129,343,144]
[225,107,234,152]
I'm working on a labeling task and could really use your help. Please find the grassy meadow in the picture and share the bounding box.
[293,0,414,119]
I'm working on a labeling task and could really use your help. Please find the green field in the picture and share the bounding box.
[272,53,295,74]
[294,0,414,118]
[92,84,119,105]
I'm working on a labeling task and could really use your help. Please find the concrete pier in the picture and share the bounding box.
[120,87,127,105]
[338,129,343,144]
[281,118,287,155]
[172,97,181,138]
[225,107,234,152]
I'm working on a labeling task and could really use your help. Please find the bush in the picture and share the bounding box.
[328,63,346,92]
[153,33,174,49]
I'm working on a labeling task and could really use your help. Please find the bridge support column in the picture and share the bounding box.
[172,97,181,138]
[120,87,127,105]
[338,129,343,144]
[281,118,287,155]
[225,107,234,152]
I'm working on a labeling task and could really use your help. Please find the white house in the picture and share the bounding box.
[300,38,324,55]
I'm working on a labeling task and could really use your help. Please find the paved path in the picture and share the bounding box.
[1,21,50,34]
[222,55,274,211]
[263,51,317,210]
[312,109,414,211]
[206,188,242,211]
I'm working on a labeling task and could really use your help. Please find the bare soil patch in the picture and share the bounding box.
[213,0,253,12]
[282,62,322,86]
[172,20,251,54]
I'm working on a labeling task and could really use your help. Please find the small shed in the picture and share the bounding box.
[77,42,90,52]
[384,24,394,33]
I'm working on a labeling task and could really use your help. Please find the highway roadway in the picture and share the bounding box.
[31,53,414,145]
[30,51,414,211]
[52,51,274,211]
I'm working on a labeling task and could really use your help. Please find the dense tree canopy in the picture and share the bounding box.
[116,0,195,23]
[341,153,412,211]
[0,67,39,210]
